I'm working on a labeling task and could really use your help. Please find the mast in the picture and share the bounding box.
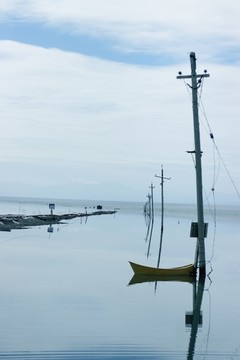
[177,52,209,277]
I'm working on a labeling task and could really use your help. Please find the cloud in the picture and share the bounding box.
[0,1,239,203]
[0,39,239,203]
[1,0,240,62]
[0,40,181,166]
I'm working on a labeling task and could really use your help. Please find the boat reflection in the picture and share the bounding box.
[128,272,194,285]
[129,274,206,359]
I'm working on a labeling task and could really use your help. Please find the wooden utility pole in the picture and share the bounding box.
[155,166,171,268]
[147,182,155,257]
[177,52,209,278]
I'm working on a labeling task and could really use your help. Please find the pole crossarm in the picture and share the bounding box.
[177,74,209,80]
[155,174,171,182]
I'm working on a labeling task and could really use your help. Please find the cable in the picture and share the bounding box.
[198,81,240,201]
[213,139,240,200]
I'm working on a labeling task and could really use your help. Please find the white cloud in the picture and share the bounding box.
[1,0,240,60]
[4,0,237,28]
[0,0,239,203]
[0,40,239,203]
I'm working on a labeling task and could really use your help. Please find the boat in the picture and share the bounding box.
[129,261,195,276]
[129,261,195,281]
[129,52,209,280]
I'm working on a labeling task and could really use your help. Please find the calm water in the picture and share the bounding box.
[0,196,239,359]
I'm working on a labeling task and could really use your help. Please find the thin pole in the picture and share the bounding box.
[155,166,170,268]
[150,182,154,220]
[144,194,152,242]
[177,52,209,277]
[147,183,155,257]
[157,168,164,268]
[189,52,206,277]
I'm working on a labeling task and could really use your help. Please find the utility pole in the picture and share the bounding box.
[147,182,155,258]
[155,166,171,268]
[177,52,209,278]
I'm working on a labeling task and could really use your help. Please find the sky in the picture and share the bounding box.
[0,0,239,205]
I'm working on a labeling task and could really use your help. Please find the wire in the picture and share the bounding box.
[202,287,212,359]
[198,81,240,201]
[213,139,240,199]
[184,79,218,267]
[180,77,240,278]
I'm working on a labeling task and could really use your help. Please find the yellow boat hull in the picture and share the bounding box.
[129,261,195,277]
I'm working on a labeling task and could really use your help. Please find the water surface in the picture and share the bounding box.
[0,197,239,359]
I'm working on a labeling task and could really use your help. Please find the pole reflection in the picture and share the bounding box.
[129,273,206,359]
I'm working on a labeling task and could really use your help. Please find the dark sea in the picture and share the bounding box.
[0,196,239,359]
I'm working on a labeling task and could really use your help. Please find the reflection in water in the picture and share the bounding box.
[0,348,182,359]
[129,273,206,359]
[128,273,194,285]
[0,210,117,232]
[186,276,205,360]
[0,198,238,359]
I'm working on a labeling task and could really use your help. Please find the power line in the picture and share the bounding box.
[198,82,240,200]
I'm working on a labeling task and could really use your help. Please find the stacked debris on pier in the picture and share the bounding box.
[0,210,117,232]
